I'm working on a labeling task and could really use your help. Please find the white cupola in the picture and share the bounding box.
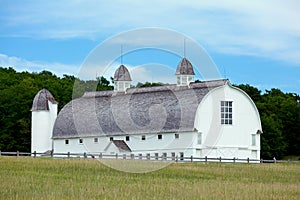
[114,65,132,92]
[176,58,195,86]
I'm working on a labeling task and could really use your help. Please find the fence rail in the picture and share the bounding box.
[0,151,299,164]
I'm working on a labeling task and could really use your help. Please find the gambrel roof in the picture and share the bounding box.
[52,79,227,139]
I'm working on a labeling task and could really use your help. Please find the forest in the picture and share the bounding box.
[0,67,299,159]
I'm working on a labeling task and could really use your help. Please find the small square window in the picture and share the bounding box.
[94,138,98,143]
[126,136,130,141]
[79,138,83,144]
[175,133,179,139]
[142,135,146,140]
[158,134,162,140]
[110,137,113,141]
[65,139,69,145]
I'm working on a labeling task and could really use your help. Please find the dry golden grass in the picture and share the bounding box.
[0,157,299,199]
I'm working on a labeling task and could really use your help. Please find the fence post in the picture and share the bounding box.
[84,152,87,158]
[17,151,19,157]
[99,153,102,159]
[0,150,2,157]
[219,157,222,162]
[34,151,36,158]
[260,159,263,164]
[116,153,118,159]
[247,158,250,163]
[190,156,193,162]
[67,152,70,158]
[233,157,236,163]
[51,150,53,158]
[176,155,178,162]
[205,156,207,163]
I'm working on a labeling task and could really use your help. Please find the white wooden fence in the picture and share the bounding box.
[0,150,298,163]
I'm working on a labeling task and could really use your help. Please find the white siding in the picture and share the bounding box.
[194,83,261,160]
[53,132,197,158]
[31,100,57,154]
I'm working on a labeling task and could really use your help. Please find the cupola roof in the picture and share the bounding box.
[32,89,57,111]
[176,58,195,75]
[114,65,132,81]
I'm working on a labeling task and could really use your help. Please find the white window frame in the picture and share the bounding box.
[176,75,194,86]
[221,101,233,125]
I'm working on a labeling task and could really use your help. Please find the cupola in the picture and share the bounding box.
[114,65,132,92]
[176,58,195,86]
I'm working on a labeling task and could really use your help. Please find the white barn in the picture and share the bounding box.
[31,58,262,161]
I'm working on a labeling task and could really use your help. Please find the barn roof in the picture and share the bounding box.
[32,88,57,111]
[52,79,227,139]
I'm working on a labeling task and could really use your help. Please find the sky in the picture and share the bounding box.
[0,0,299,94]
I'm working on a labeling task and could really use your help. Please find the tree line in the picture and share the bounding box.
[0,67,299,159]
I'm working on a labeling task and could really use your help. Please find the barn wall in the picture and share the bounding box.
[194,83,261,160]
[53,131,197,158]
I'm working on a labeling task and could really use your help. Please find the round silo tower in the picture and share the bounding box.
[31,89,57,154]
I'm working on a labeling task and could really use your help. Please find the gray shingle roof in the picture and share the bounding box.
[112,140,131,152]
[52,79,227,139]
[32,89,57,111]
[176,58,195,75]
[114,65,132,81]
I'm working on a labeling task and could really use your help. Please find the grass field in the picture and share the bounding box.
[0,157,299,199]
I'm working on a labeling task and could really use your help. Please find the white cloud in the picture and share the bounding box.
[129,63,176,84]
[0,0,300,65]
[0,54,80,76]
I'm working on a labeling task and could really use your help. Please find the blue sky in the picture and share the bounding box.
[0,0,299,94]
